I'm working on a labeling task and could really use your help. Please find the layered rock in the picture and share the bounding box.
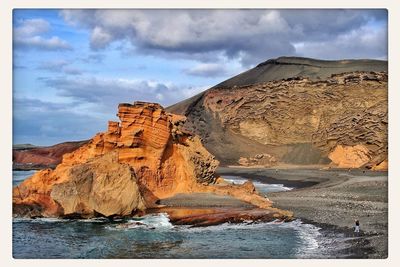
[168,62,387,170]
[13,102,281,219]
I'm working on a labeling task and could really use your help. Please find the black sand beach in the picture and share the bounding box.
[217,167,388,258]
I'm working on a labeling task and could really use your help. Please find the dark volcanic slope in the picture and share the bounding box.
[167,57,388,167]
[215,57,387,88]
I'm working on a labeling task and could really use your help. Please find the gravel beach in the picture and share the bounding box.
[217,167,388,258]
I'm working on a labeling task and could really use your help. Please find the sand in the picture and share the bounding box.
[217,167,388,258]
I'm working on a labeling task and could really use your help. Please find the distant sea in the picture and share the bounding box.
[12,171,340,259]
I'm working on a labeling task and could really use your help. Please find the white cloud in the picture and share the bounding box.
[14,18,72,51]
[184,63,228,77]
[90,26,113,50]
[14,18,49,36]
[294,24,387,60]
[38,59,83,75]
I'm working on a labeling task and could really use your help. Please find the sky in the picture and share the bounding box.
[13,9,388,145]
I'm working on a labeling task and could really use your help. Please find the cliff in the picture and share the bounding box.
[167,57,387,169]
[13,102,283,220]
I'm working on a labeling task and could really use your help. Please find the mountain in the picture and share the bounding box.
[167,56,388,168]
[13,140,89,170]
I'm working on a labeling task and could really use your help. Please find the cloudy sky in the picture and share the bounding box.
[13,9,387,145]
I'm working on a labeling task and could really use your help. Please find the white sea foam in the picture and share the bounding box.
[13,217,67,223]
[107,213,174,230]
[290,220,322,257]
[223,175,293,193]
[130,213,173,228]
[76,217,109,223]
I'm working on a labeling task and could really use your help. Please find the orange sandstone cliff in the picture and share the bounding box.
[13,102,283,219]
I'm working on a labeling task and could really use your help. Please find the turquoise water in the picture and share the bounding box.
[12,171,335,259]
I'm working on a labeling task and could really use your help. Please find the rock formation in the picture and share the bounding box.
[167,57,387,170]
[13,102,284,219]
[328,145,372,168]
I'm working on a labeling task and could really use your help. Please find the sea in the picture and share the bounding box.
[12,170,348,259]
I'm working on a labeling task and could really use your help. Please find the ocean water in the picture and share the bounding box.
[223,175,293,195]
[12,170,36,186]
[12,171,333,259]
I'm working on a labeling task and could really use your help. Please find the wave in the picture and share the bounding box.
[223,175,293,193]
[177,218,318,232]
[106,213,174,230]
[13,217,68,223]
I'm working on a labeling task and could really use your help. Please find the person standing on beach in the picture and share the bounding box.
[354,219,360,236]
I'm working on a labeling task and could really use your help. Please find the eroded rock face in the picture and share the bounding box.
[15,102,262,218]
[50,152,146,217]
[328,145,371,168]
[168,70,387,169]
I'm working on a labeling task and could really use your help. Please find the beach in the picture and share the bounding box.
[217,167,388,258]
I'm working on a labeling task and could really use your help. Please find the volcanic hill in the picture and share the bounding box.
[167,57,388,169]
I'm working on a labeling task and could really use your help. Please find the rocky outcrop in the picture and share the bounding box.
[13,140,88,170]
[313,101,387,168]
[328,145,371,168]
[168,60,387,170]
[50,152,146,217]
[371,159,388,171]
[13,102,283,219]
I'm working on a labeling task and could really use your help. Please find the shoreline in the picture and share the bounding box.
[12,167,388,258]
[217,167,388,258]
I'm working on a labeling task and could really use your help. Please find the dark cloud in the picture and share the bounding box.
[13,97,105,145]
[14,75,208,144]
[13,64,27,70]
[13,18,72,51]
[80,53,105,64]
[37,60,69,71]
[37,60,83,75]
[40,75,206,111]
[60,9,387,66]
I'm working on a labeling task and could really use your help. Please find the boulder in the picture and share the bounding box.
[50,152,146,217]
